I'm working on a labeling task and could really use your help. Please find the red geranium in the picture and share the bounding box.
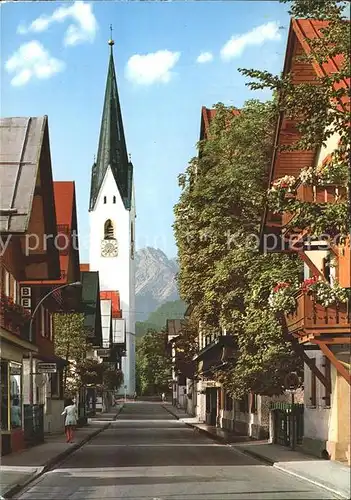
[273,282,290,293]
[301,275,318,292]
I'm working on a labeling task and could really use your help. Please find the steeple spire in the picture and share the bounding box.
[89,29,133,211]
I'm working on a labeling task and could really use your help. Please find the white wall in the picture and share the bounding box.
[195,380,206,423]
[89,167,135,395]
[303,349,331,443]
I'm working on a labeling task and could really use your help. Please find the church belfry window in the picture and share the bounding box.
[113,196,116,204]
[103,196,107,204]
[104,219,115,239]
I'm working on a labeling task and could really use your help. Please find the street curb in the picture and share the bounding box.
[162,405,231,445]
[232,447,349,499]
[164,405,349,499]
[3,405,124,499]
[232,446,275,466]
[273,464,350,500]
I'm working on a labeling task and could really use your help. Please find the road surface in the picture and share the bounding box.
[16,402,339,499]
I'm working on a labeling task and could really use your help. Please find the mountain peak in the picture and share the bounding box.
[135,247,179,321]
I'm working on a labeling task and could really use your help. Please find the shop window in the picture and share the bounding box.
[10,363,22,429]
[1,361,9,431]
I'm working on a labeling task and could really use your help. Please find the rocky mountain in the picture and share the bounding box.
[135,247,180,321]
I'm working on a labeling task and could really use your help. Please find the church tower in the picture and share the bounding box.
[89,34,136,396]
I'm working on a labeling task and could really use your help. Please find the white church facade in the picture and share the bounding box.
[88,37,136,396]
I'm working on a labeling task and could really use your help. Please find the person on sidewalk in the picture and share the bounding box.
[61,398,78,443]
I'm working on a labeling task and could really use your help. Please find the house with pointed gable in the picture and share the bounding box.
[260,19,350,463]
[0,116,61,454]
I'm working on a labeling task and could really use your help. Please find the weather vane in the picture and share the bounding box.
[108,24,114,47]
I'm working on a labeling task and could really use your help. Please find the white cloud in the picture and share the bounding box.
[125,50,180,85]
[220,21,281,61]
[5,41,65,87]
[196,52,213,64]
[17,1,98,46]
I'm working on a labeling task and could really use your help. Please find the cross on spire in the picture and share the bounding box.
[108,24,114,47]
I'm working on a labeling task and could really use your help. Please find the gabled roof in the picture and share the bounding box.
[292,19,349,92]
[259,17,350,250]
[89,45,133,211]
[22,181,80,286]
[0,116,56,233]
[200,106,240,141]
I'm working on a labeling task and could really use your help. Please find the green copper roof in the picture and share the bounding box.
[89,46,132,211]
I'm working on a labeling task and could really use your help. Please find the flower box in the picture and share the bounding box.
[285,291,350,337]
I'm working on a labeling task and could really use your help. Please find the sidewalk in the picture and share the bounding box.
[162,404,252,444]
[163,403,351,499]
[0,405,124,499]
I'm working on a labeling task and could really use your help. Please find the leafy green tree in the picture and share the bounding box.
[54,313,123,399]
[53,313,91,397]
[136,329,171,395]
[174,100,303,398]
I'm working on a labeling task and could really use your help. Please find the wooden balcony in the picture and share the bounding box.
[295,184,347,203]
[282,183,346,232]
[285,292,351,343]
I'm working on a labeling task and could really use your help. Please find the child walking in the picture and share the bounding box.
[61,398,78,443]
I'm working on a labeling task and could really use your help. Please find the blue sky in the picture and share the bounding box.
[2,1,291,261]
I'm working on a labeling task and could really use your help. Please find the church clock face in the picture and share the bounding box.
[101,239,118,257]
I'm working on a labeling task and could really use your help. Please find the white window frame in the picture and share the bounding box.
[4,269,10,296]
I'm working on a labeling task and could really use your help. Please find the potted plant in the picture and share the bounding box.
[268,282,298,313]
[301,276,348,307]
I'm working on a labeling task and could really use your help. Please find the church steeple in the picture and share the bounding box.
[89,30,133,211]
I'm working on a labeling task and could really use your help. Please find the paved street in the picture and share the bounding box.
[16,403,339,500]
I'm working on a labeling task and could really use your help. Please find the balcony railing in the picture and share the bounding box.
[282,184,347,232]
[285,292,351,338]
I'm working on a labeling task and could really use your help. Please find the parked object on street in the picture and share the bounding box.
[61,399,78,443]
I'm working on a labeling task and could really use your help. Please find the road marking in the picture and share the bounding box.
[84,443,222,447]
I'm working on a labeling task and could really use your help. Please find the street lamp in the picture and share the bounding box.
[29,281,82,405]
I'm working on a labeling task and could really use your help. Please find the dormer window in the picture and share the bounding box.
[104,219,115,239]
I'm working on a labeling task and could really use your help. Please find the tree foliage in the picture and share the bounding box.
[136,300,187,337]
[54,313,123,398]
[135,329,171,395]
[174,100,303,398]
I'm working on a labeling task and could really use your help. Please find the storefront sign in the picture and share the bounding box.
[202,380,221,388]
[20,286,32,309]
[37,363,57,373]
